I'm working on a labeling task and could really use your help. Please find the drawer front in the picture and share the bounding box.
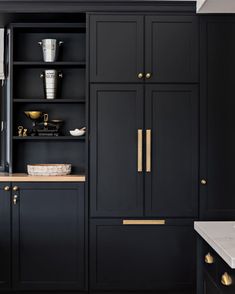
[90,219,196,291]
[217,258,235,293]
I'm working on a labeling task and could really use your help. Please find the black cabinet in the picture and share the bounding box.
[200,18,235,219]
[90,84,144,217]
[90,14,198,83]
[12,182,85,291]
[90,84,199,218]
[0,183,11,290]
[145,85,199,217]
[90,219,196,292]
[90,15,144,83]
[204,274,222,294]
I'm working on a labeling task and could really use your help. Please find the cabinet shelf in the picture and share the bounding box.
[13,61,86,68]
[13,99,86,103]
[13,136,85,141]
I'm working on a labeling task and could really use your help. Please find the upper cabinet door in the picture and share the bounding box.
[90,15,144,83]
[90,84,144,217]
[12,183,85,291]
[145,85,199,217]
[145,16,199,83]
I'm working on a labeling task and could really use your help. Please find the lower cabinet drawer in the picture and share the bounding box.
[90,219,196,292]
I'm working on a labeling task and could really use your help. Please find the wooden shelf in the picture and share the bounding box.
[13,61,86,67]
[0,173,86,182]
[13,136,85,141]
[13,99,86,103]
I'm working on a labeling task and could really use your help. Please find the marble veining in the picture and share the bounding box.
[194,221,235,269]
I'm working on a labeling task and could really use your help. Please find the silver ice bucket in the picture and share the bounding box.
[38,39,63,62]
[40,70,63,100]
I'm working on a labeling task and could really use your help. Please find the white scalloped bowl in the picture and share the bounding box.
[27,164,72,176]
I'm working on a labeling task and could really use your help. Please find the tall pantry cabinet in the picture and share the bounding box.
[89,14,199,293]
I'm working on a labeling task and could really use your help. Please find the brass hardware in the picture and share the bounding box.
[201,179,207,185]
[23,129,28,137]
[205,253,214,264]
[12,186,19,191]
[137,73,144,79]
[4,186,10,191]
[145,73,152,79]
[123,220,165,225]
[24,111,43,120]
[13,195,18,205]
[18,126,24,137]
[146,129,151,172]
[138,129,143,172]
[221,272,233,286]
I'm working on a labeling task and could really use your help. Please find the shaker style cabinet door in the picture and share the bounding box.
[90,219,196,293]
[0,183,11,290]
[89,14,144,83]
[12,183,85,291]
[145,85,199,217]
[90,84,144,217]
[145,16,198,83]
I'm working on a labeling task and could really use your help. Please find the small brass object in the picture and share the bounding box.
[13,195,18,205]
[123,220,165,225]
[221,272,232,286]
[13,186,19,191]
[23,129,28,137]
[145,73,152,79]
[4,186,10,191]
[18,126,24,137]
[201,179,207,185]
[137,73,144,79]
[24,111,43,120]
[43,113,49,127]
[205,253,214,264]
[138,129,143,172]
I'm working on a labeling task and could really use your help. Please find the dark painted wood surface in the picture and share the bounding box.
[12,182,85,291]
[145,84,199,217]
[145,15,199,83]
[90,84,144,217]
[200,17,235,220]
[90,219,196,292]
[0,183,11,290]
[90,15,144,83]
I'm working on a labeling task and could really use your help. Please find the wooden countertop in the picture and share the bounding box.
[0,173,86,182]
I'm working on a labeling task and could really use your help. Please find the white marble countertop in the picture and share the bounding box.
[194,221,235,269]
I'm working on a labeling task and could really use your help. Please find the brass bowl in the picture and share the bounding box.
[24,111,43,120]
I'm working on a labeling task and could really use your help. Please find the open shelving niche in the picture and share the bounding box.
[7,22,87,174]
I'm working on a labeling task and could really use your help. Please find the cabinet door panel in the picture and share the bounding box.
[145,85,199,217]
[145,16,198,83]
[90,14,144,83]
[12,182,85,291]
[90,219,196,292]
[0,183,11,290]
[90,84,144,217]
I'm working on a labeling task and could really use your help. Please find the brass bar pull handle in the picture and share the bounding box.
[138,129,143,172]
[146,129,151,172]
[123,220,165,225]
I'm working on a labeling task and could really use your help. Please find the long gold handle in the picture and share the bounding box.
[146,129,151,172]
[13,195,18,205]
[205,253,214,264]
[138,129,143,172]
[221,272,232,286]
[123,220,165,225]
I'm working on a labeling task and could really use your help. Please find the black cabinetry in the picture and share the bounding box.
[90,14,198,83]
[0,182,86,291]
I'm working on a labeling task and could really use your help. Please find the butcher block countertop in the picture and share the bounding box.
[194,221,235,269]
[0,173,86,182]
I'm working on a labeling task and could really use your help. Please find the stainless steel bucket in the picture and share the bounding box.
[40,70,63,100]
[38,39,63,62]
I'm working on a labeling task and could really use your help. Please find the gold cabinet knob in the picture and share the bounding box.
[137,73,144,79]
[221,272,233,286]
[4,186,10,191]
[201,179,207,185]
[205,252,214,264]
[13,186,19,191]
[145,73,152,79]
[13,195,18,205]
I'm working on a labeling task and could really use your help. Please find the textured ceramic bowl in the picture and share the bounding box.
[70,128,86,136]
[27,164,72,176]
